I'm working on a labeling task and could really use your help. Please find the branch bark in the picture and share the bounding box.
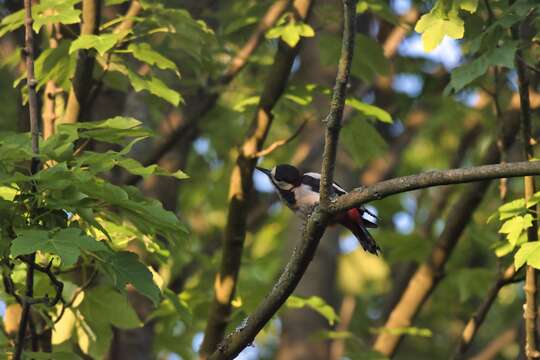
[513,14,539,358]
[199,1,314,357]
[15,0,40,358]
[62,0,101,124]
[331,160,540,215]
[319,0,356,208]
[206,1,357,359]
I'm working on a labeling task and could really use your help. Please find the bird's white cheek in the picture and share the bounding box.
[276,181,294,191]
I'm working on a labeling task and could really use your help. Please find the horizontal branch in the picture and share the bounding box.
[331,161,540,214]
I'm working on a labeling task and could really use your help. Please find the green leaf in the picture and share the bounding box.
[515,241,540,269]
[69,33,122,56]
[341,116,387,165]
[79,286,142,329]
[356,0,399,25]
[266,16,315,47]
[415,5,464,52]
[11,228,108,266]
[455,0,479,13]
[346,98,392,123]
[162,288,192,323]
[494,241,516,257]
[286,295,339,325]
[126,69,182,106]
[33,0,81,32]
[128,43,179,76]
[499,214,533,246]
[34,40,75,91]
[11,229,50,257]
[100,251,161,305]
[498,198,526,221]
[0,10,24,38]
[116,158,189,179]
[352,34,390,81]
[58,116,153,143]
[446,41,518,93]
[370,326,432,337]
[0,132,35,164]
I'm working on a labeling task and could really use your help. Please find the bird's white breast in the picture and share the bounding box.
[292,184,320,210]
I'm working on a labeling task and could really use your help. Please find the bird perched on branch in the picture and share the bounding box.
[256,164,380,255]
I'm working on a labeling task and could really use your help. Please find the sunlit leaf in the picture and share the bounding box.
[11,228,108,266]
[33,0,81,32]
[126,69,182,106]
[70,33,122,56]
[286,295,339,325]
[415,3,464,52]
[128,43,180,76]
[346,98,392,123]
[515,241,540,269]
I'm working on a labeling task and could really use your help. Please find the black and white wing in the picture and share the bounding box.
[301,172,378,227]
[301,172,347,196]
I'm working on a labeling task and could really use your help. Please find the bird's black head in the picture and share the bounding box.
[256,164,301,190]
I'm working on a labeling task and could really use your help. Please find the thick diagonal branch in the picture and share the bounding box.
[199,1,313,357]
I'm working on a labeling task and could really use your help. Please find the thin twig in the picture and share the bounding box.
[249,118,308,158]
[219,0,292,84]
[453,265,518,358]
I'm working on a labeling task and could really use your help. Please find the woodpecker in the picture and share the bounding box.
[256,164,380,255]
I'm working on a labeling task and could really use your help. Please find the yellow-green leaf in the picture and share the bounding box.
[415,10,464,52]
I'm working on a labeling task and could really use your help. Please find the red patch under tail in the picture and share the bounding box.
[338,208,380,255]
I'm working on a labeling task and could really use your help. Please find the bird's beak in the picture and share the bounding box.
[255,166,271,177]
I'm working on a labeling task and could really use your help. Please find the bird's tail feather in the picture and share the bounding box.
[340,208,380,255]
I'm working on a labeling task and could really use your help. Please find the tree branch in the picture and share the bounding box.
[330,160,540,215]
[453,265,518,359]
[320,0,356,208]
[372,113,521,356]
[513,12,539,358]
[206,1,357,358]
[16,1,40,357]
[219,0,291,84]
[199,1,314,357]
[62,0,101,124]
[249,118,308,158]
